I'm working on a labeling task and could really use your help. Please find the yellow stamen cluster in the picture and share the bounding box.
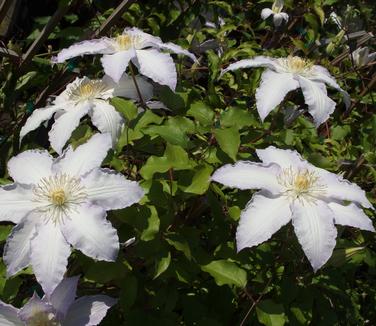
[277,167,326,201]
[68,79,108,102]
[278,56,314,75]
[28,311,60,326]
[115,33,142,51]
[33,173,87,224]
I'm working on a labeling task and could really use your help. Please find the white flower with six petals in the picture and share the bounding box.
[0,276,116,326]
[53,27,197,90]
[20,75,153,154]
[221,55,351,126]
[212,146,374,271]
[261,0,289,27]
[0,133,144,295]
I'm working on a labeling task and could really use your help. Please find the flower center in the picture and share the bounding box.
[272,0,284,13]
[33,173,87,224]
[68,80,108,102]
[278,56,314,75]
[277,167,326,201]
[28,312,60,326]
[114,33,142,51]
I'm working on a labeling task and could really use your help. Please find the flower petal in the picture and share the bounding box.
[317,171,372,208]
[54,133,112,177]
[49,276,79,319]
[292,200,337,271]
[49,101,91,155]
[110,75,153,102]
[273,12,289,26]
[0,184,37,223]
[20,105,63,141]
[8,150,53,185]
[256,70,299,121]
[101,50,135,83]
[60,204,119,261]
[90,100,124,146]
[63,295,117,326]
[53,38,114,63]
[298,77,336,127]
[124,27,162,48]
[82,168,144,210]
[30,221,71,296]
[221,56,277,76]
[18,293,55,322]
[211,161,282,194]
[261,8,273,20]
[3,217,37,276]
[328,202,375,232]
[0,301,22,326]
[135,49,177,90]
[255,146,309,170]
[153,41,197,62]
[310,65,351,108]
[236,193,292,251]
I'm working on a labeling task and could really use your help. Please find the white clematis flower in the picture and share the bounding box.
[0,133,144,295]
[20,75,153,154]
[0,276,116,326]
[221,55,351,126]
[212,146,374,271]
[261,0,289,27]
[351,47,376,67]
[53,27,197,90]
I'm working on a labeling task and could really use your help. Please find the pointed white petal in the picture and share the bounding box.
[135,49,177,90]
[317,171,372,208]
[112,75,153,102]
[90,100,124,146]
[310,66,351,108]
[256,146,309,170]
[153,42,197,62]
[20,105,62,141]
[63,295,117,326]
[54,133,112,177]
[49,102,91,155]
[328,202,374,232]
[211,161,282,194]
[19,293,55,322]
[236,193,292,251]
[273,13,285,26]
[8,150,53,185]
[30,221,71,296]
[0,184,37,223]
[221,56,277,76]
[261,8,273,20]
[280,12,289,22]
[292,200,337,271]
[124,27,161,48]
[3,217,37,276]
[256,70,299,121]
[0,301,22,326]
[49,276,79,319]
[53,38,114,63]
[60,204,119,261]
[297,77,336,126]
[82,168,144,210]
[101,50,135,83]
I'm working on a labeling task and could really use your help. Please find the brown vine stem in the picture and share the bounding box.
[128,62,147,109]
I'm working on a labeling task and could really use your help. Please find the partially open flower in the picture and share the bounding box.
[221,55,351,126]
[351,47,376,67]
[212,146,374,271]
[0,133,144,295]
[261,0,289,27]
[53,27,197,90]
[20,75,153,154]
[0,276,116,326]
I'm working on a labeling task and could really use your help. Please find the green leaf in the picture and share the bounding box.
[214,127,240,161]
[165,233,192,260]
[110,97,139,121]
[140,144,196,179]
[153,251,171,279]
[183,164,213,194]
[220,107,254,129]
[140,205,160,241]
[256,300,286,326]
[201,260,247,288]
[187,101,215,126]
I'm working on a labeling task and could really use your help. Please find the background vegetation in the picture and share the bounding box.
[0,0,375,324]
